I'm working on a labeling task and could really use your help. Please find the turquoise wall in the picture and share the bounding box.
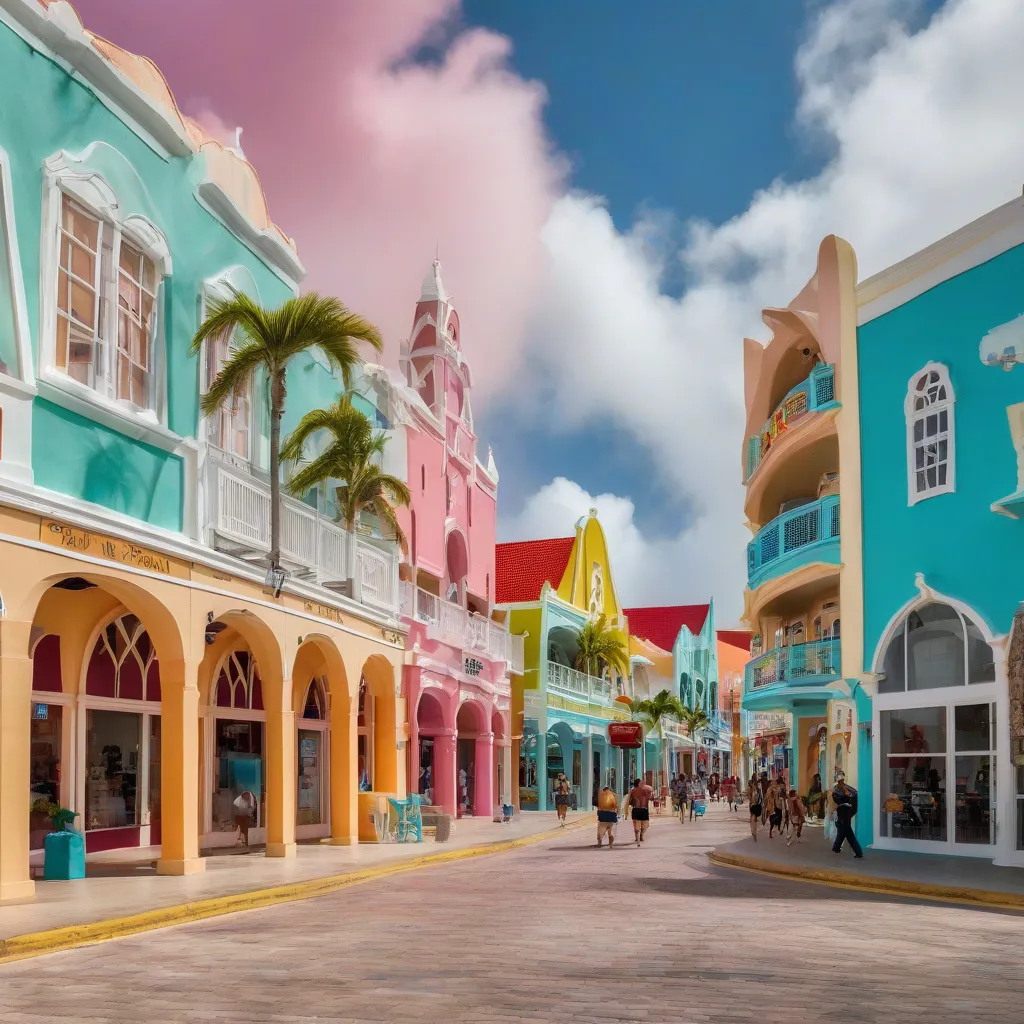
[0,21,352,534]
[858,241,1024,665]
[32,400,183,531]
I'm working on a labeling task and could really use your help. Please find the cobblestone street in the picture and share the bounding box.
[2,805,1023,1023]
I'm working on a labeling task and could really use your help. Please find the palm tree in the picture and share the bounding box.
[574,614,630,680]
[633,688,686,782]
[679,705,712,746]
[191,291,383,570]
[281,393,411,549]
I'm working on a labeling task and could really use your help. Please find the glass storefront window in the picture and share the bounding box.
[85,709,141,830]
[30,703,63,850]
[297,729,322,826]
[212,719,264,833]
[880,708,946,841]
[418,737,434,803]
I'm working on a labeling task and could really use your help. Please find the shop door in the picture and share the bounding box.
[592,750,602,808]
[457,738,475,817]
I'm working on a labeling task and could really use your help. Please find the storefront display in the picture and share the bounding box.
[297,730,322,826]
[213,720,264,833]
[85,709,140,831]
[29,703,62,850]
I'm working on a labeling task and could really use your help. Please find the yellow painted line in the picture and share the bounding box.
[707,850,1024,912]
[0,817,593,965]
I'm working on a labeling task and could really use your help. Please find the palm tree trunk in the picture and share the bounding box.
[269,371,285,569]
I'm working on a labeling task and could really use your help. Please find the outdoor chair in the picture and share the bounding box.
[387,794,423,843]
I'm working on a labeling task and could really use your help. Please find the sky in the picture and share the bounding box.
[69,0,1024,623]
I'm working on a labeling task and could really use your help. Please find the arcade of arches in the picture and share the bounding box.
[1,558,405,902]
[411,688,511,817]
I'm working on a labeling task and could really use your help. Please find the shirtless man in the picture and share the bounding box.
[624,777,654,846]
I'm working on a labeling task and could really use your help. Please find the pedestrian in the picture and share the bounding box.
[596,786,618,849]
[808,772,824,820]
[624,777,654,845]
[670,774,685,815]
[554,773,571,827]
[786,787,806,845]
[688,773,706,822]
[708,772,719,803]
[831,772,864,859]
[766,778,783,838]
[723,774,736,810]
[233,789,256,847]
[746,776,764,842]
[760,773,771,826]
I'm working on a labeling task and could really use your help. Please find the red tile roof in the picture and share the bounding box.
[717,629,752,652]
[495,537,575,604]
[623,604,710,653]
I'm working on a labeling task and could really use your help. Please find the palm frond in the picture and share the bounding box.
[199,342,267,418]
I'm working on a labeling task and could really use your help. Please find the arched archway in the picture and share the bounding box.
[547,720,580,808]
[358,654,400,795]
[455,698,492,817]
[414,688,455,812]
[291,635,351,843]
[491,708,509,810]
[18,572,195,896]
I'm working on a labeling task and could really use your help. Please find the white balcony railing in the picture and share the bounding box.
[546,661,618,705]
[401,582,523,672]
[205,455,399,613]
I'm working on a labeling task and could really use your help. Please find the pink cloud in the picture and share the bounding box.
[70,0,565,390]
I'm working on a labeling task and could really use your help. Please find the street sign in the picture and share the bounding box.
[608,722,643,748]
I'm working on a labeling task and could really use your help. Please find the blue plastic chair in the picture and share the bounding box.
[388,794,423,843]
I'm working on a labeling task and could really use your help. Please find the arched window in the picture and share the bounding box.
[214,650,263,710]
[357,678,374,791]
[680,672,690,706]
[85,613,160,701]
[878,602,994,693]
[302,677,326,719]
[906,363,955,504]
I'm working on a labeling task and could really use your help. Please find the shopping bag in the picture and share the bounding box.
[824,810,837,842]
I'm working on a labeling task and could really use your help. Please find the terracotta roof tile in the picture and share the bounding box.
[623,604,710,652]
[495,537,575,604]
[717,629,752,652]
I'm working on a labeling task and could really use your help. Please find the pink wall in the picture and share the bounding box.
[467,480,496,602]
[402,428,446,577]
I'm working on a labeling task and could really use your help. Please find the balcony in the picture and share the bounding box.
[400,583,524,674]
[204,454,400,614]
[745,364,837,482]
[742,639,841,711]
[546,660,621,709]
[747,495,840,590]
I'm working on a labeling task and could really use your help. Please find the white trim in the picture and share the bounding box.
[858,195,1024,326]
[905,362,955,506]
[0,145,34,385]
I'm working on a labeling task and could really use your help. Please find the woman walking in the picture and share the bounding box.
[746,776,764,842]
[554,773,572,826]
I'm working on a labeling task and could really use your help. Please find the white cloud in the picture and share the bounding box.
[499,0,1024,623]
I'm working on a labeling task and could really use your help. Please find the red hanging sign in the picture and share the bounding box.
[608,722,643,748]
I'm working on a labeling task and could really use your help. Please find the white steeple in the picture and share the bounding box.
[420,259,448,302]
[486,446,499,481]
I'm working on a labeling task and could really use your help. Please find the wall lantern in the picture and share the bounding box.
[264,565,288,598]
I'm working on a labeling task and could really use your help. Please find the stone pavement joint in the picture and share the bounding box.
[0,816,592,965]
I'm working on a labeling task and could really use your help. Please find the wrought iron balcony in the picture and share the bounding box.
[747,495,840,589]
[745,638,841,692]
[745,364,837,482]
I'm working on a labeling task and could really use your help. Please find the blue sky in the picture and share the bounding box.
[460,0,944,542]
[461,0,816,535]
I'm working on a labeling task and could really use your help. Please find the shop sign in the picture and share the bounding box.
[464,656,484,677]
[608,722,643,748]
[41,520,187,578]
[33,703,48,720]
[303,600,344,625]
[752,711,790,734]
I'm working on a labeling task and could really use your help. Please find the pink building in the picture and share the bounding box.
[368,262,522,818]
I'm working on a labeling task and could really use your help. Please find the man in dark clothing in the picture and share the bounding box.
[831,773,863,858]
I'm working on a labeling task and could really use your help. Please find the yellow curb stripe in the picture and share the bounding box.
[707,850,1024,912]
[0,817,593,965]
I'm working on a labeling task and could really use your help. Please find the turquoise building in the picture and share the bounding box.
[853,195,1024,867]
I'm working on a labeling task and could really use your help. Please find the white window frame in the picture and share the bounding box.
[199,267,263,471]
[39,152,173,438]
[905,362,955,505]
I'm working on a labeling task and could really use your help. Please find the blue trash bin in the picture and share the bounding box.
[43,827,85,881]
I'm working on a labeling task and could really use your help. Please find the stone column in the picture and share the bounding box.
[474,731,494,817]
[266,707,297,858]
[0,620,34,901]
[157,657,205,875]
[329,694,358,845]
[433,730,457,815]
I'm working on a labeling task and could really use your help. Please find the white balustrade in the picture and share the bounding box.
[546,661,617,704]
[507,633,525,676]
[205,454,399,614]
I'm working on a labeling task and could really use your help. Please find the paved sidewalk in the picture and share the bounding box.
[3,811,589,942]
[711,820,1024,908]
